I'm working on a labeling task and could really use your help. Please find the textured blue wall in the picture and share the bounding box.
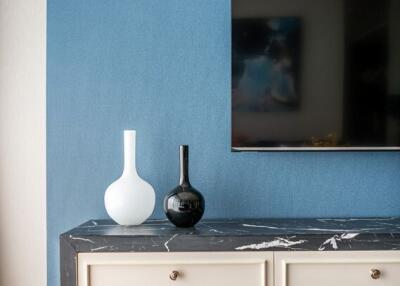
[47,0,400,285]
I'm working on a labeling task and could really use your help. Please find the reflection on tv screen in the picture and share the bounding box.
[232,0,400,150]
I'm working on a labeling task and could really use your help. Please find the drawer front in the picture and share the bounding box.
[78,252,272,286]
[275,251,400,286]
[89,263,261,286]
[286,262,399,286]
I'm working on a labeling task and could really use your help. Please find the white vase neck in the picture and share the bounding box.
[122,130,139,177]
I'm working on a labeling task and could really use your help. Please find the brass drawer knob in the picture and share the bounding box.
[169,270,180,281]
[370,269,381,279]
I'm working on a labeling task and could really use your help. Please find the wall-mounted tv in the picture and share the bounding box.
[232,0,400,151]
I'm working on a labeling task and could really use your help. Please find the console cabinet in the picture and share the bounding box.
[61,219,400,286]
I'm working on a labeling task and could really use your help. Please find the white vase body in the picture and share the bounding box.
[104,130,155,225]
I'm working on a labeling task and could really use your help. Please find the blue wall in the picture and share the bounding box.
[47,0,400,285]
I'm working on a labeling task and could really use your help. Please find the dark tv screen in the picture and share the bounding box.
[232,0,400,150]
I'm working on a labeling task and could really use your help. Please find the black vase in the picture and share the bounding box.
[164,145,205,228]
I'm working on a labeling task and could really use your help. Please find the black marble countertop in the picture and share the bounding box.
[61,217,400,252]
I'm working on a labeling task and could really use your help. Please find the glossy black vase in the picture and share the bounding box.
[164,145,205,228]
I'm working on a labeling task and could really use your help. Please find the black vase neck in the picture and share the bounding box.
[179,145,191,187]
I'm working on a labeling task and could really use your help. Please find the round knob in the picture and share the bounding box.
[169,270,180,281]
[370,269,381,279]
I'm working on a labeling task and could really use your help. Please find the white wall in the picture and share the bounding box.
[0,0,46,285]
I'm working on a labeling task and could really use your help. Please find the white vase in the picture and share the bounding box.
[104,130,155,225]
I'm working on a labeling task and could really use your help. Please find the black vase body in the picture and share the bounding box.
[164,145,205,228]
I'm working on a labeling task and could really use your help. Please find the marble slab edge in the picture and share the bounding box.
[61,218,400,256]
[60,217,400,286]
[60,232,400,253]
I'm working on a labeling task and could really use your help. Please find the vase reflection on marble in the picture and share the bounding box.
[164,145,205,228]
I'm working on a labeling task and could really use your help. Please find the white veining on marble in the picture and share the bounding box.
[90,246,111,251]
[341,233,359,239]
[150,237,160,247]
[164,234,179,252]
[69,235,95,244]
[318,233,359,250]
[307,227,382,232]
[242,223,383,232]
[202,223,225,234]
[242,224,280,229]
[318,218,396,222]
[235,237,307,250]
[208,229,224,234]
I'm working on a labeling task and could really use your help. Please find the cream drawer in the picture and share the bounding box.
[275,251,400,286]
[78,252,273,286]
